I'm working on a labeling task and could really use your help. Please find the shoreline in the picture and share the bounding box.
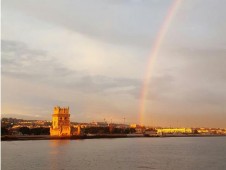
[1,134,225,141]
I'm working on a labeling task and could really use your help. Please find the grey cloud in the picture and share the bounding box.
[156,45,226,106]
[2,40,74,79]
[2,0,226,127]
[184,88,226,105]
[2,40,140,94]
[3,0,226,50]
[3,40,226,108]
[2,40,177,101]
[67,75,140,94]
[2,0,172,48]
[2,40,48,75]
[166,46,226,82]
[130,74,175,100]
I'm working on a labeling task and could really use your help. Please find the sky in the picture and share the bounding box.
[2,0,226,128]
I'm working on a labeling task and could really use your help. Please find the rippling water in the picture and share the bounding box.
[2,137,226,170]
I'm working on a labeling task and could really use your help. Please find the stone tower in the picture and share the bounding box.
[50,106,71,136]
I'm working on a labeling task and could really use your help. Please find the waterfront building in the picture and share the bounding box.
[130,124,145,133]
[156,128,192,134]
[50,106,71,136]
[90,122,108,127]
[144,128,157,135]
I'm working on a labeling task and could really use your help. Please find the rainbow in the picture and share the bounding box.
[139,0,181,125]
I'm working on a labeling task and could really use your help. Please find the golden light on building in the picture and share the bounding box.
[156,128,192,134]
[50,106,71,136]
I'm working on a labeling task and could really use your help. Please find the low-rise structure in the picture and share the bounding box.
[156,128,192,134]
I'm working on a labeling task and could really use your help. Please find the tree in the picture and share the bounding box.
[19,127,30,135]
[193,129,199,134]
[1,127,9,135]
[30,127,50,135]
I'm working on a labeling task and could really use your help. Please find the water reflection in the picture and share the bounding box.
[50,139,70,148]
[49,140,70,170]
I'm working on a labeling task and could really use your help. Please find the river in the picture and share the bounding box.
[2,137,226,170]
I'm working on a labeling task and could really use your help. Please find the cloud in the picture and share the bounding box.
[2,40,50,78]
[155,45,226,106]
[1,40,140,94]
[2,0,172,48]
[2,40,178,102]
[2,1,226,127]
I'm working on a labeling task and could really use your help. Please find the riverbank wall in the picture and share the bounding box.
[1,134,225,141]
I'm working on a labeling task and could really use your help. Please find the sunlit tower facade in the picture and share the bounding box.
[50,106,71,136]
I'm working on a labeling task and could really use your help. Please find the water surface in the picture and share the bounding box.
[2,137,226,170]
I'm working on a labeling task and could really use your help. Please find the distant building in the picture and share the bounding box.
[156,128,192,134]
[130,124,145,134]
[90,122,108,127]
[50,106,71,136]
[144,128,157,135]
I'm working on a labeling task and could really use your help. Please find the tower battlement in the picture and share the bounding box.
[54,106,69,114]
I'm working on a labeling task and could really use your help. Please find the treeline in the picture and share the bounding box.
[1,127,9,135]
[83,127,136,134]
[1,127,50,135]
[1,126,136,136]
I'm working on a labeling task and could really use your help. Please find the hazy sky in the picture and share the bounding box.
[2,0,226,128]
